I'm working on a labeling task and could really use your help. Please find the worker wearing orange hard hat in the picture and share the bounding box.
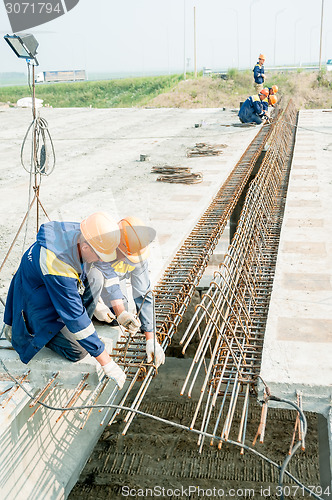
[268,84,278,95]
[238,89,269,125]
[253,53,266,92]
[1,211,141,390]
[260,89,278,123]
[92,216,165,369]
[268,94,278,107]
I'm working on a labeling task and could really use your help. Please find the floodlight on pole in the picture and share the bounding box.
[4,33,39,65]
[2,32,54,243]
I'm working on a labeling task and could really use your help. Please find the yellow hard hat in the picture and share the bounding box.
[118,216,156,263]
[259,54,265,60]
[80,212,120,262]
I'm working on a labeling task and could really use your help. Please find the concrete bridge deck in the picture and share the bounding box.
[259,109,332,493]
[0,106,258,500]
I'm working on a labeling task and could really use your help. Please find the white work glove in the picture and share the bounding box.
[146,338,165,368]
[102,360,126,390]
[117,311,141,334]
[93,298,115,323]
[1,323,12,342]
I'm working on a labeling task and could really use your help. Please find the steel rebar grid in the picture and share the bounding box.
[115,110,287,432]
[178,100,298,449]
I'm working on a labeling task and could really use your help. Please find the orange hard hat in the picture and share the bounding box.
[271,85,278,94]
[260,88,269,97]
[80,212,120,262]
[269,95,278,106]
[259,54,265,60]
[118,216,156,263]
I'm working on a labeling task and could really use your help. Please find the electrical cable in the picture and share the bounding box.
[0,358,324,500]
[21,116,56,176]
[281,118,332,136]
[266,395,308,500]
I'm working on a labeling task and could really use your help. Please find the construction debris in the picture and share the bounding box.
[151,165,191,175]
[187,142,227,157]
[157,172,203,184]
[151,165,203,184]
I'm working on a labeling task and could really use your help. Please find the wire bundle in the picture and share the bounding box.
[187,142,227,157]
[151,165,203,184]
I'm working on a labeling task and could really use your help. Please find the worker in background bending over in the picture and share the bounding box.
[1,212,139,390]
[253,54,266,92]
[238,88,269,125]
[92,216,165,369]
[262,90,278,118]
[268,84,278,96]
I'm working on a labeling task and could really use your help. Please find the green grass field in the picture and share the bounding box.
[0,74,184,108]
[1,70,331,109]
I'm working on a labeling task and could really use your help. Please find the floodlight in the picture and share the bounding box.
[4,33,39,65]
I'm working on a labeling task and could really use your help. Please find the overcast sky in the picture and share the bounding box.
[1,0,331,76]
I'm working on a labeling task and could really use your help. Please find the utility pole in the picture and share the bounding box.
[319,0,324,71]
[194,6,197,77]
[183,0,186,80]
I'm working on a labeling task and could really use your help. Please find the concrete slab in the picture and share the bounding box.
[259,109,332,416]
[0,107,259,291]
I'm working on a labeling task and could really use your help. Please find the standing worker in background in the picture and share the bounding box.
[253,54,266,92]
[1,212,140,389]
[238,88,269,125]
[93,216,165,369]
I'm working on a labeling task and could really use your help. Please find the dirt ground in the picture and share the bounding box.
[69,355,320,500]
[148,72,332,110]
[69,295,321,500]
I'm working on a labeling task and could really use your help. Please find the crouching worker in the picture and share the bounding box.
[1,212,138,390]
[92,216,165,369]
[238,88,269,125]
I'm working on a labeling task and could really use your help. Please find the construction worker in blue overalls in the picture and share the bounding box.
[253,54,266,92]
[238,88,269,125]
[1,212,143,390]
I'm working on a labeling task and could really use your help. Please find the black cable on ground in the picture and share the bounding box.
[0,358,324,500]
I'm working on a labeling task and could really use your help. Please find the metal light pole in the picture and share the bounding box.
[249,0,259,68]
[294,18,303,66]
[319,0,324,71]
[273,9,285,67]
[194,6,197,77]
[310,26,318,64]
[229,8,239,69]
[183,0,186,80]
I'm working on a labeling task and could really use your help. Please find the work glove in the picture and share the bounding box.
[117,311,141,334]
[93,298,115,323]
[146,338,165,368]
[1,323,12,342]
[102,360,126,390]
